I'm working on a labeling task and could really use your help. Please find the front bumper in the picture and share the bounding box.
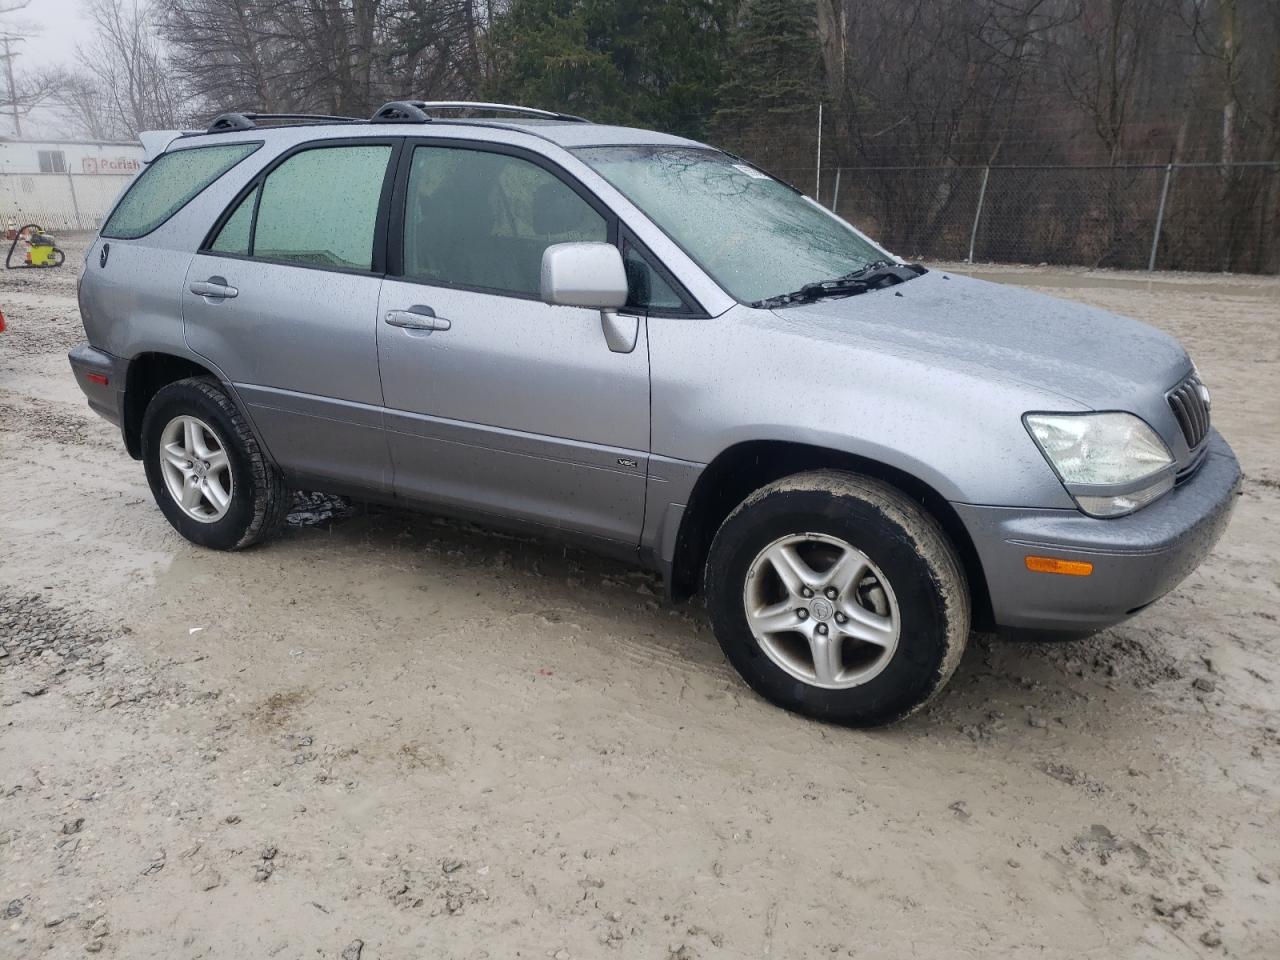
[955,430,1241,635]
[68,343,128,430]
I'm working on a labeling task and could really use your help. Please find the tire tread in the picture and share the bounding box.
[705,469,970,725]
[142,376,288,550]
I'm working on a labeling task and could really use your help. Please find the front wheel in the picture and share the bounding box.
[141,376,289,550]
[704,470,970,727]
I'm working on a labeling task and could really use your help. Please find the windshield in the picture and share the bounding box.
[575,145,887,304]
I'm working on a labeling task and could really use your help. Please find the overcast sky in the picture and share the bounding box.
[5,0,94,64]
[2,0,98,138]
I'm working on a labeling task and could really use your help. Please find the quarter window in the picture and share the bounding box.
[103,143,259,240]
[402,146,607,297]
[210,189,254,255]
[623,240,686,312]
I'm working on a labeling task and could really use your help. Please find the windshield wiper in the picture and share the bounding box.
[752,261,927,309]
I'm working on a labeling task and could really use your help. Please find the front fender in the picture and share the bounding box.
[649,304,1080,510]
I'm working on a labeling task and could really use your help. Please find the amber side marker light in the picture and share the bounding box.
[1025,555,1094,576]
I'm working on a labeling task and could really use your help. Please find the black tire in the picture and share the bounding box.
[141,376,289,550]
[704,470,969,727]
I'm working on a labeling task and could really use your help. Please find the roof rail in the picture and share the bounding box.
[369,100,589,124]
[206,112,361,133]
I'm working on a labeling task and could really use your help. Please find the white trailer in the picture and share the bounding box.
[0,137,145,232]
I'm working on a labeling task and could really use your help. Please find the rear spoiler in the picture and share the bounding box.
[138,130,187,162]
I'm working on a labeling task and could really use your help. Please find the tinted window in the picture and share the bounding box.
[210,188,254,255]
[252,145,391,270]
[403,146,606,296]
[623,241,685,312]
[103,143,259,240]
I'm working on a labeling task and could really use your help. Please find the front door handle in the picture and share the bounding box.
[189,276,238,299]
[385,306,451,332]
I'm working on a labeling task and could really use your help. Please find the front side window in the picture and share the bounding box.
[103,142,259,240]
[402,146,607,297]
[576,145,885,304]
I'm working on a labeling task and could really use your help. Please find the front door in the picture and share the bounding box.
[183,140,396,493]
[377,142,650,547]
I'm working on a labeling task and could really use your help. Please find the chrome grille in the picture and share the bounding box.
[1167,375,1211,450]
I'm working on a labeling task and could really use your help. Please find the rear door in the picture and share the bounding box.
[377,141,650,547]
[183,139,398,493]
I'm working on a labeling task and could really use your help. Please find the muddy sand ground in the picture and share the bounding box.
[2,241,1278,959]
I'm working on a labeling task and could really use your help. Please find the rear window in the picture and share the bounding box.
[102,142,260,240]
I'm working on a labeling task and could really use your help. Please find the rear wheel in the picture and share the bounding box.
[141,377,288,550]
[704,470,969,727]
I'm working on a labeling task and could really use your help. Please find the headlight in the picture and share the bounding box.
[1025,412,1174,518]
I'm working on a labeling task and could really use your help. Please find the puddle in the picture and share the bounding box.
[945,266,1278,297]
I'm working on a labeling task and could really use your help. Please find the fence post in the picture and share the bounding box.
[830,167,841,212]
[967,166,990,263]
[814,102,823,199]
[65,169,81,231]
[1148,163,1174,272]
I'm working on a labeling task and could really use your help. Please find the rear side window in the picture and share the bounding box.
[102,143,260,240]
[402,146,606,296]
[209,144,391,271]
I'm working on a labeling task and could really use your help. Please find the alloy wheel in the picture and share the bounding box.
[742,532,901,689]
[158,415,233,523]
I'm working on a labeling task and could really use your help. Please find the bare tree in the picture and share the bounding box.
[76,0,182,137]
[1058,0,1168,164]
[54,71,121,140]
[157,0,489,119]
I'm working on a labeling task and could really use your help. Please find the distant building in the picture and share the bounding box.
[0,137,145,232]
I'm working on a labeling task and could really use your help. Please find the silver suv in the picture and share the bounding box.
[69,101,1240,726]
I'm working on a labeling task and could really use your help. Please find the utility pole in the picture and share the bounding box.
[1,34,20,137]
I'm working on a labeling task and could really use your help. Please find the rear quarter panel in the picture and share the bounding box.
[78,133,278,361]
[79,236,195,361]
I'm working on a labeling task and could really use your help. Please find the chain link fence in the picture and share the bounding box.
[3,155,1277,273]
[769,161,1280,273]
[0,172,136,235]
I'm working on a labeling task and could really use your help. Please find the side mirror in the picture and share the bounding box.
[540,242,637,353]
[541,242,628,309]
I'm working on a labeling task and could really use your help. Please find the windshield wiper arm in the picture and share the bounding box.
[835,260,926,285]
[752,261,927,309]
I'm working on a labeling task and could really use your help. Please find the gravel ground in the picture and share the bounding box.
[2,239,1278,959]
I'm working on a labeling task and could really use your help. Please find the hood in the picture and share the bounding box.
[770,270,1191,409]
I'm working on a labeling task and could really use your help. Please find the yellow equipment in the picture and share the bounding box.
[6,224,66,269]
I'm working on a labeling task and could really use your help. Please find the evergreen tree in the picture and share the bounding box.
[715,0,821,122]
[484,0,738,139]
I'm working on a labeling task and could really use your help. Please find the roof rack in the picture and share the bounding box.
[369,100,589,124]
[206,112,361,133]
[370,102,430,124]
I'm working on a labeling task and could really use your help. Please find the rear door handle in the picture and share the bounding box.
[189,276,238,299]
[385,306,451,332]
